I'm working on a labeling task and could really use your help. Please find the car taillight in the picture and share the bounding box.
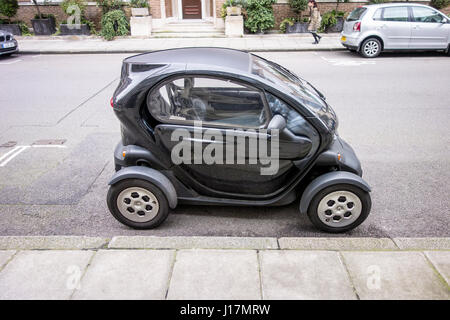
[110,97,114,108]
[353,22,361,32]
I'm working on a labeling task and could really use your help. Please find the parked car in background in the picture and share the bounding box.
[341,3,450,58]
[0,30,18,57]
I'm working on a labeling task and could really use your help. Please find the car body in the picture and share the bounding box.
[107,48,372,232]
[341,3,450,57]
[0,30,18,56]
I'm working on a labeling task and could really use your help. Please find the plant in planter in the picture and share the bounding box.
[319,10,345,33]
[220,0,246,18]
[31,0,56,35]
[284,0,308,33]
[100,9,129,40]
[59,0,93,35]
[130,0,149,17]
[96,0,125,14]
[0,0,21,35]
[244,0,276,34]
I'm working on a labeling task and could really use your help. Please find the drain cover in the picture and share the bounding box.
[0,141,17,148]
[32,139,67,146]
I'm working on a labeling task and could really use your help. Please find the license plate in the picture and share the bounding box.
[1,42,15,49]
[341,36,346,42]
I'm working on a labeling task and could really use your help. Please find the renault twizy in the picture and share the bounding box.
[107,48,371,233]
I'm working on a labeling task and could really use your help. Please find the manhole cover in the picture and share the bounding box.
[0,141,17,148]
[32,139,67,146]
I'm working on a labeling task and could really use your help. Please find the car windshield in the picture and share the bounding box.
[347,7,367,21]
[250,55,328,114]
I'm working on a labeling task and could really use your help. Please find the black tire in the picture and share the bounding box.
[107,178,170,229]
[307,184,371,233]
[359,38,382,58]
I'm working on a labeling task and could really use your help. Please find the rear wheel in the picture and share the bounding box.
[360,38,382,58]
[307,184,371,233]
[107,179,169,229]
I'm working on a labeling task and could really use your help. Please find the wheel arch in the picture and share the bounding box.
[359,35,384,52]
[109,166,178,209]
[299,171,371,214]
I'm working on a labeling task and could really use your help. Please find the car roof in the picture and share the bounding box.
[125,47,251,74]
[364,3,434,9]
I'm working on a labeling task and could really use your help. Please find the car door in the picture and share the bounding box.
[146,75,316,197]
[409,6,449,49]
[378,6,412,49]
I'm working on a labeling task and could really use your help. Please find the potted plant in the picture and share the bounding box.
[59,0,92,35]
[0,0,21,35]
[100,9,129,40]
[31,0,56,35]
[244,0,275,34]
[130,0,149,17]
[332,0,348,32]
[319,10,345,33]
[284,0,308,33]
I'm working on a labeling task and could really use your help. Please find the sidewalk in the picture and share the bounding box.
[15,34,343,54]
[0,236,448,300]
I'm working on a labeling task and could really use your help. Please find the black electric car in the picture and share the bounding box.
[107,48,371,233]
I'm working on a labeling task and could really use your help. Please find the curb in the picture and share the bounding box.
[0,236,449,251]
[18,48,346,54]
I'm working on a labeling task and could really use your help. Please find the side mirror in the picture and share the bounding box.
[442,18,449,24]
[267,114,287,132]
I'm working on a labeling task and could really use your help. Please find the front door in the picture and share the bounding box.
[146,75,315,197]
[182,0,202,19]
[409,6,449,49]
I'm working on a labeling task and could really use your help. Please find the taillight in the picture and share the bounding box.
[110,97,114,108]
[353,22,361,32]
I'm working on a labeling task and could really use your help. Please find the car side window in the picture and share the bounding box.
[412,7,444,23]
[147,76,269,129]
[381,7,409,22]
[373,8,383,21]
[265,92,316,138]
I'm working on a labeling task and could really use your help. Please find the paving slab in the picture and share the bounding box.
[0,250,94,299]
[167,249,261,300]
[424,251,450,285]
[72,249,175,300]
[0,236,109,250]
[341,251,449,300]
[278,237,398,251]
[0,251,15,270]
[259,250,356,300]
[393,238,450,250]
[109,236,278,250]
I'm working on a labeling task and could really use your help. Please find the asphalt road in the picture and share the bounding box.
[0,51,449,237]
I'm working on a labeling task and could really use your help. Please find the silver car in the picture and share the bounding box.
[340,3,450,58]
[0,30,18,57]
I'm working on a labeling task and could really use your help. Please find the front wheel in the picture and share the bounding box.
[107,179,170,229]
[360,38,382,58]
[307,184,371,233]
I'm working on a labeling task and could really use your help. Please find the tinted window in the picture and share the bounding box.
[147,77,269,129]
[412,7,444,23]
[382,7,409,22]
[347,7,367,21]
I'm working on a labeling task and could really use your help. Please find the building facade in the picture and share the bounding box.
[7,0,447,32]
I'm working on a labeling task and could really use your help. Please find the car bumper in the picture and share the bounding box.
[0,42,19,55]
[340,32,360,50]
